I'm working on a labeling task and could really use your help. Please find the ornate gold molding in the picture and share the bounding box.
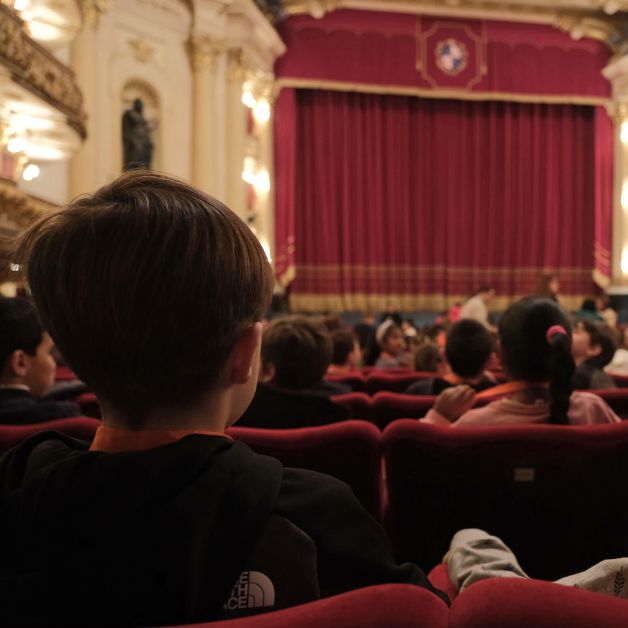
[554,15,620,49]
[0,5,87,139]
[78,0,114,30]
[187,35,224,72]
[0,177,57,230]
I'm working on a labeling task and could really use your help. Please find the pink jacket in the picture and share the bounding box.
[424,391,621,427]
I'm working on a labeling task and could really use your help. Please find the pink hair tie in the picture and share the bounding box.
[546,325,567,344]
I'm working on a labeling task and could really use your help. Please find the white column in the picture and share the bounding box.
[189,36,216,195]
[226,49,247,218]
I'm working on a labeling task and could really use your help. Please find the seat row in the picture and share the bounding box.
[162,579,628,628]
[2,417,628,580]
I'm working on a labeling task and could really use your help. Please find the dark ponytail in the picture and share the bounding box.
[499,297,574,425]
[547,331,574,425]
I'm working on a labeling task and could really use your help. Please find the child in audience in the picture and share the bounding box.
[327,329,362,375]
[413,342,448,376]
[3,172,444,626]
[572,320,616,390]
[0,296,80,423]
[407,320,497,396]
[423,297,620,427]
[374,320,412,368]
[240,315,351,425]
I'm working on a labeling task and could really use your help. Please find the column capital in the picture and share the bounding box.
[78,0,113,30]
[187,35,226,72]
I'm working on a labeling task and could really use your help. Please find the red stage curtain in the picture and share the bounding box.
[274,88,612,311]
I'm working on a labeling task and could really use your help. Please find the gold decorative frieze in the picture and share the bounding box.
[0,4,87,138]
[0,177,56,230]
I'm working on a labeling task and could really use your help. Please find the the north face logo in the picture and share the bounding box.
[223,571,275,610]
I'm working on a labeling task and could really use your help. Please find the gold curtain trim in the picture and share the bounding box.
[290,292,586,313]
[274,77,610,107]
[593,268,611,289]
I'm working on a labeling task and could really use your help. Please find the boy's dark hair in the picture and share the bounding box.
[0,297,43,367]
[445,320,494,377]
[499,297,574,425]
[414,342,442,373]
[262,316,331,389]
[580,319,616,370]
[331,329,356,366]
[14,171,273,425]
[581,298,597,313]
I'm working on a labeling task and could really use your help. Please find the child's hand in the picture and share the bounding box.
[434,385,476,422]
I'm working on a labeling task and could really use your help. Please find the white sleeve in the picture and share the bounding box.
[447,528,529,592]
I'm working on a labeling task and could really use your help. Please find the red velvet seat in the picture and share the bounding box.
[366,372,434,395]
[331,392,375,422]
[450,578,628,628]
[428,563,459,603]
[165,584,448,628]
[227,420,382,516]
[373,392,436,428]
[383,419,628,579]
[74,392,101,418]
[609,372,628,388]
[325,373,367,392]
[55,366,78,381]
[0,417,100,453]
[589,388,628,418]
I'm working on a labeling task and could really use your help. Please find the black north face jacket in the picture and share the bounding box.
[0,432,445,626]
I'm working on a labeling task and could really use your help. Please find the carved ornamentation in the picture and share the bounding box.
[187,36,221,72]
[0,178,57,230]
[0,5,87,138]
[129,38,156,63]
[78,0,114,29]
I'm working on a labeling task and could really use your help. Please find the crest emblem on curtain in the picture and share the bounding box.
[435,38,468,76]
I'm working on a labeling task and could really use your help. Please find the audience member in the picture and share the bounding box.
[378,302,403,326]
[327,329,362,375]
[374,320,412,368]
[239,315,350,426]
[413,342,447,376]
[571,320,616,390]
[459,287,496,331]
[595,293,618,329]
[353,311,375,353]
[424,323,448,348]
[2,172,444,625]
[574,298,604,322]
[534,271,560,302]
[605,327,628,375]
[407,320,497,396]
[0,296,80,424]
[448,302,462,323]
[423,297,620,427]
[401,318,418,339]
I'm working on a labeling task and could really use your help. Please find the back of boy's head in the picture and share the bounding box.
[579,319,616,369]
[331,329,356,366]
[445,320,494,377]
[499,297,574,424]
[414,342,442,372]
[262,316,331,390]
[14,171,273,425]
[0,297,43,370]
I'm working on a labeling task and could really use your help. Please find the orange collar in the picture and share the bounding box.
[90,426,230,453]
[475,380,532,400]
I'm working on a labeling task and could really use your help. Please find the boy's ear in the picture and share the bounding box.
[586,343,603,359]
[229,322,263,385]
[7,350,27,378]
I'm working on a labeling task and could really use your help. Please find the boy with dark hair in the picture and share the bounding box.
[407,320,496,395]
[328,329,362,374]
[0,296,79,423]
[572,319,616,389]
[2,172,443,626]
[239,315,350,426]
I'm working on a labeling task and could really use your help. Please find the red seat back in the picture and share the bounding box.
[589,388,628,418]
[325,373,367,392]
[164,584,448,627]
[0,417,100,453]
[330,393,375,422]
[228,420,382,516]
[450,577,628,628]
[374,392,436,428]
[75,393,101,418]
[55,366,77,381]
[366,371,434,395]
[383,419,628,579]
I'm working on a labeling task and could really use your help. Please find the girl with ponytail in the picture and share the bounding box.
[424,297,620,427]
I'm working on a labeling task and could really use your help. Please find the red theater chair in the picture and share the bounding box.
[0,417,100,453]
[165,584,448,628]
[55,366,78,381]
[227,420,382,516]
[366,371,432,395]
[383,419,628,579]
[373,392,436,428]
[331,392,375,422]
[325,373,367,392]
[591,388,628,418]
[450,578,628,628]
[75,393,101,418]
